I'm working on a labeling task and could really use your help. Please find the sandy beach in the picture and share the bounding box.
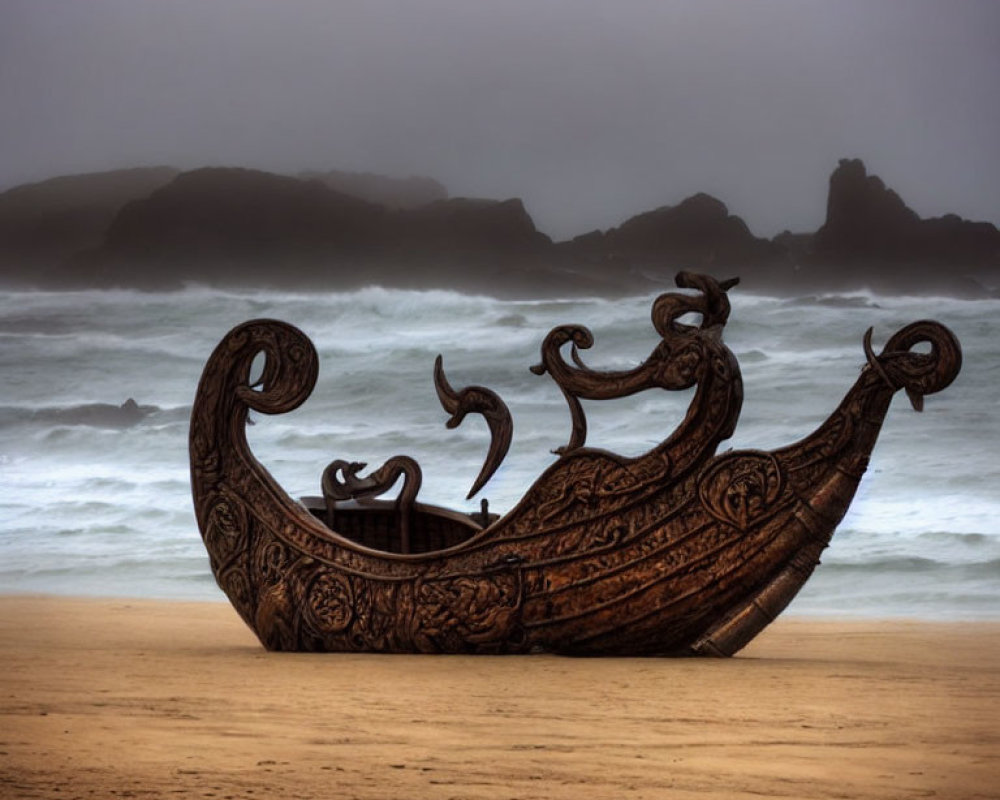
[1,595,997,799]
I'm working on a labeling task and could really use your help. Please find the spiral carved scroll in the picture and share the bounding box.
[864,320,962,410]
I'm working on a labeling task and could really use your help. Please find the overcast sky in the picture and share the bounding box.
[1,0,998,239]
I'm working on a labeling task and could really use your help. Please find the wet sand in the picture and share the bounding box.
[1,595,997,799]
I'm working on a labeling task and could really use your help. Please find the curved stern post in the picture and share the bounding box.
[690,320,962,656]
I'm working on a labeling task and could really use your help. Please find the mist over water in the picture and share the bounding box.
[1,281,997,618]
[3,1,1000,240]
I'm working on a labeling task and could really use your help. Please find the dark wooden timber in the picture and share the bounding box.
[189,272,962,655]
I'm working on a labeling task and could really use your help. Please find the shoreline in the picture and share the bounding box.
[2,595,998,799]
[4,587,998,624]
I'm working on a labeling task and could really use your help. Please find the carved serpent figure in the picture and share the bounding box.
[189,273,961,655]
[321,456,422,553]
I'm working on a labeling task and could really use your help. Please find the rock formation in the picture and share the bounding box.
[0,167,178,283]
[398,197,551,255]
[564,193,785,287]
[1,158,996,296]
[814,158,1000,269]
[298,169,447,209]
[75,168,552,288]
[75,168,386,286]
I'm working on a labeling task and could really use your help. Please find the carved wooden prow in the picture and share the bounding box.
[530,271,741,454]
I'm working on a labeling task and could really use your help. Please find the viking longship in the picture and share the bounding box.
[189,272,961,656]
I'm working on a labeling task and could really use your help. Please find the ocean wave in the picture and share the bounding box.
[784,293,884,309]
[26,400,157,428]
[5,281,998,310]
[0,402,196,430]
[819,556,1000,576]
[0,331,215,365]
[915,530,997,546]
[0,552,210,576]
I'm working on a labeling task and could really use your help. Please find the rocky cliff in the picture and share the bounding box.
[814,158,1000,269]
[75,168,553,288]
[563,193,786,287]
[298,169,447,209]
[0,167,178,282]
[86,167,386,285]
[2,158,997,295]
[399,197,551,255]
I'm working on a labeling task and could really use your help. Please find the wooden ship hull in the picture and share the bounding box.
[189,273,961,656]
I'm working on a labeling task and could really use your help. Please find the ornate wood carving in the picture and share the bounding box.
[190,274,962,656]
[321,456,422,553]
[433,355,513,499]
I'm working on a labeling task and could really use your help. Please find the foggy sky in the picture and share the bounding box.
[1,0,998,240]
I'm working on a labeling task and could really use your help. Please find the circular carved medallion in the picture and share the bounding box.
[304,573,354,635]
[698,451,783,530]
